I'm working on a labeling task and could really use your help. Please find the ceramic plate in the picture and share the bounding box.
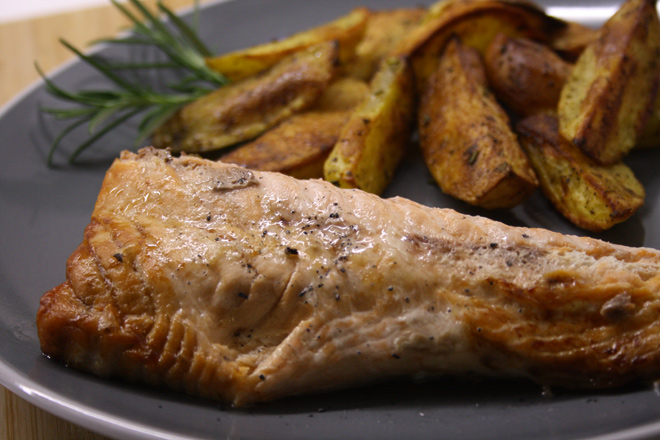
[2,0,660,439]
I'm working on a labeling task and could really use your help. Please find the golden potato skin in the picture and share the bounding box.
[638,75,660,148]
[219,111,350,179]
[517,114,645,232]
[396,0,566,90]
[549,20,598,61]
[558,0,660,165]
[311,76,371,112]
[324,56,414,195]
[205,8,369,82]
[484,33,572,117]
[347,7,425,81]
[220,77,369,179]
[418,36,537,209]
[152,42,338,153]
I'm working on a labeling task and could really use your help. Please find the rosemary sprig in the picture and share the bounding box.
[38,0,229,166]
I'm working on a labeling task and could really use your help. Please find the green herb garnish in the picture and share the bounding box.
[37,0,229,166]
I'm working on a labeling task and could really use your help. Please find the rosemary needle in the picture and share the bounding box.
[37,0,229,166]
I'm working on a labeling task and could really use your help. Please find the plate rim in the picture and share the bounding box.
[0,359,200,440]
[3,1,660,439]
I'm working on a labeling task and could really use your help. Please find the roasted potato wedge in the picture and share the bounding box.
[424,0,547,17]
[484,33,572,117]
[558,0,660,165]
[152,42,338,153]
[418,36,538,209]
[220,77,369,179]
[312,76,372,112]
[395,0,566,89]
[637,67,660,148]
[638,89,660,148]
[205,8,369,82]
[220,111,351,179]
[549,20,598,61]
[324,56,414,195]
[517,114,645,232]
[347,7,426,81]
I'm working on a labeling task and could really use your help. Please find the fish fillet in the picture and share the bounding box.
[37,148,660,406]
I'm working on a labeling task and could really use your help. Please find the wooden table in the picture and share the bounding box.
[0,1,213,438]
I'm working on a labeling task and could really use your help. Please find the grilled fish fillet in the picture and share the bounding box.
[37,148,660,406]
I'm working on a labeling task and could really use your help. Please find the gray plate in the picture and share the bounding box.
[2,0,660,439]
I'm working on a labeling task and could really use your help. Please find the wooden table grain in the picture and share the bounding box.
[0,1,213,438]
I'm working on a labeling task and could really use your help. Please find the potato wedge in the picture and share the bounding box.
[220,77,369,179]
[637,67,660,148]
[549,20,597,61]
[638,89,660,148]
[517,114,645,232]
[418,36,537,209]
[312,76,372,112]
[395,0,566,89]
[219,111,351,179]
[425,0,546,18]
[484,33,572,117]
[205,8,369,81]
[558,0,660,165]
[324,56,414,195]
[347,7,425,81]
[152,41,338,153]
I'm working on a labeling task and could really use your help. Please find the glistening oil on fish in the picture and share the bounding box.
[37,148,660,407]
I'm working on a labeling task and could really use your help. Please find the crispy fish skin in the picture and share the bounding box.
[38,148,660,406]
